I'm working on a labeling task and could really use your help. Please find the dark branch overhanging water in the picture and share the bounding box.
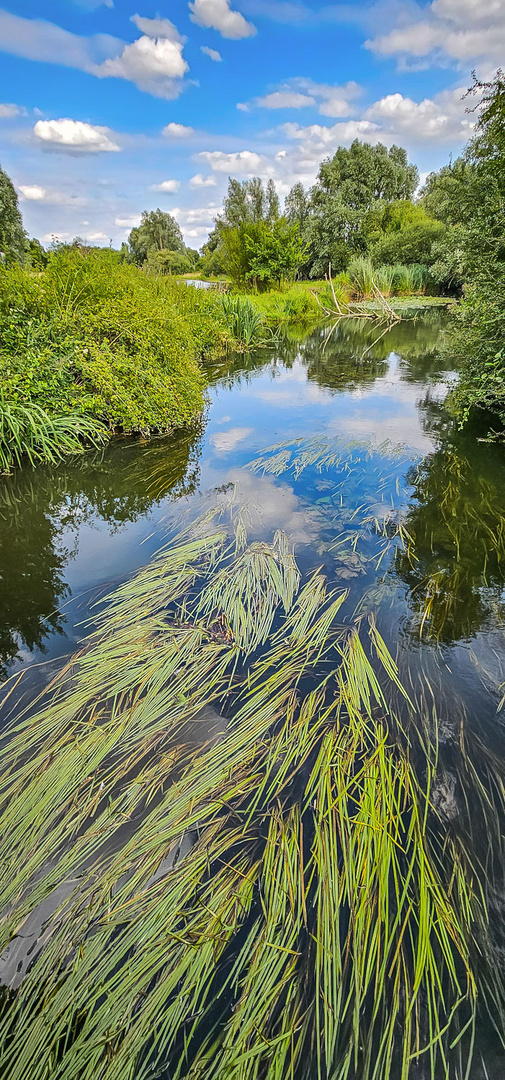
[1,313,505,1078]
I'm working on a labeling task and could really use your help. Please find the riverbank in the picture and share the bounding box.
[0,248,234,471]
[0,250,457,473]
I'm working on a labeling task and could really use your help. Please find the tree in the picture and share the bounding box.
[244,218,306,288]
[370,219,445,267]
[26,237,48,270]
[146,248,192,275]
[128,210,185,266]
[0,165,26,264]
[222,218,306,288]
[313,141,418,212]
[305,140,419,277]
[446,71,505,427]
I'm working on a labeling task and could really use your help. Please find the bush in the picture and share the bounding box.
[370,220,446,267]
[0,248,232,440]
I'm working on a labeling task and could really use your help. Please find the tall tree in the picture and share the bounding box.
[0,165,26,264]
[306,140,419,276]
[128,210,184,266]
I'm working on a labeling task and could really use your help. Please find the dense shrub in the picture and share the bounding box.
[0,249,231,437]
[370,220,446,267]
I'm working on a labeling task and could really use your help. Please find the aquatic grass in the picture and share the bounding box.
[0,396,108,473]
[220,294,270,347]
[0,510,503,1078]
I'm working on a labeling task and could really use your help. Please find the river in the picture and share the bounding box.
[2,311,505,1076]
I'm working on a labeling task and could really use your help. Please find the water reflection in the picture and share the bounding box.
[1,309,503,687]
[0,427,202,677]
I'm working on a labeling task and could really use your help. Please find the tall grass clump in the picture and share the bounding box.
[0,503,503,1079]
[347,256,376,299]
[0,248,233,446]
[221,293,269,346]
[0,396,108,473]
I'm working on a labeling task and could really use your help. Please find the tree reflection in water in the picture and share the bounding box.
[0,425,202,678]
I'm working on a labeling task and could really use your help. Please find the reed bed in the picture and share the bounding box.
[0,504,504,1079]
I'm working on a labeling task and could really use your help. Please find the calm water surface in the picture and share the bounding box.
[3,311,505,1074]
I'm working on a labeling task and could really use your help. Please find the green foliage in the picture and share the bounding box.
[0,164,26,264]
[370,218,445,267]
[445,72,505,428]
[128,208,185,266]
[347,257,431,299]
[146,247,192,274]
[222,217,306,289]
[0,396,107,473]
[0,247,232,445]
[25,237,48,270]
[220,293,268,345]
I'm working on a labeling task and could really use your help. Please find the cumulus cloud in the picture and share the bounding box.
[190,173,217,187]
[18,184,86,205]
[365,88,474,142]
[96,34,188,98]
[173,204,218,224]
[199,149,266,173]
[201,44,222,60]
[151,178,180,192]
[130,14,185,43]
[33,118,120,153]
[0,9,189,99]
[162,121,194,137]
[0,102,22,118]
[243,78,362,117]
[189,0,256,39]
[115,214,141,228]
[365,0,505,71]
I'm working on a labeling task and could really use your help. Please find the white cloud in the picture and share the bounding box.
[130,14,185,43]
[201,44,222,60]
[244,78,361,117]
[86,231,109,242]
[0,9,188,99]
[18,184,86,206]
[256,91,315,109]
[190,172,217,187]
[199,149,266,173]
[162,121,194,137]
[210,427,253,451]
[189,0,256,39]
[33,118,120,154]
[151,179,180,192]
[365,88,474,142]
[42,231,72,242]
[0,102,21,118]
[115,214,141,228]
[365,0,505,71]
[173,204,218,224]
[96,35,188,98]
[185,225,214,238]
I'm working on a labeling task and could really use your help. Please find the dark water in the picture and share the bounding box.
[2,311,505,1074]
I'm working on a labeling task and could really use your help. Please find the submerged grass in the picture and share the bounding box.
[0,505,504,1078]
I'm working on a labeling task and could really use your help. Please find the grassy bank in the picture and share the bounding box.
[0,248,233,471]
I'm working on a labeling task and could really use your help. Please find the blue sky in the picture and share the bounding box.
[0,0,502,247]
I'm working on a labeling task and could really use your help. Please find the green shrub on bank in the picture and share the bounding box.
[0,249,232,443]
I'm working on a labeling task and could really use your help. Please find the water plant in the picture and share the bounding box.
[220,293,272,347]
[0,503,504,1079]
[0,396,108,473]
